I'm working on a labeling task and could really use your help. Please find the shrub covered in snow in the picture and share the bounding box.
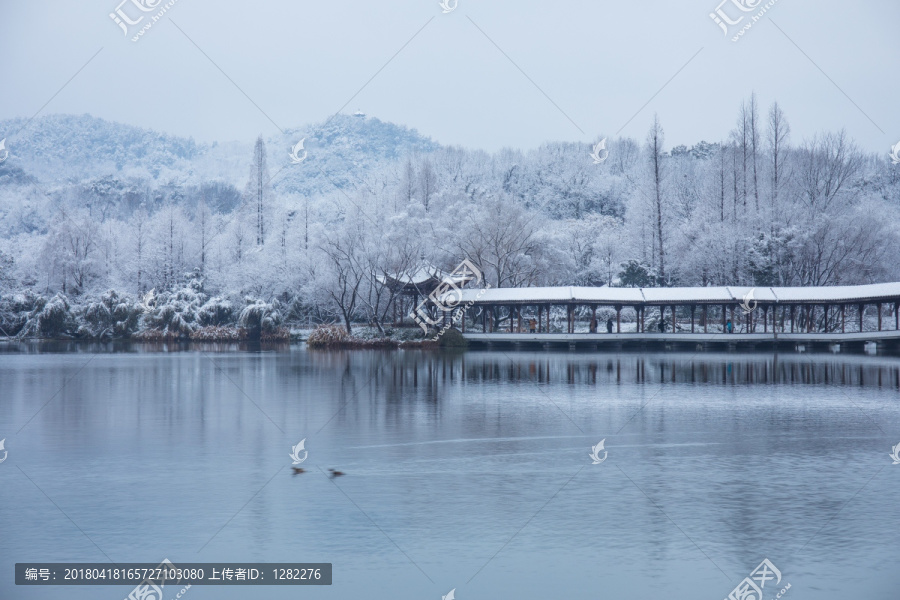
[0,291,43,336]
[438,327,467,348]
[238,299,282,339]
[1,280,292,341]
[141,285,207,338]
[198,297,234,326]
[78,290,143,339]
[18,293,74,338]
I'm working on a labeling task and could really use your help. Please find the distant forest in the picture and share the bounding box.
[1,93,898,337]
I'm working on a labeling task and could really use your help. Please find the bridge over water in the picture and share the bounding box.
[444,282,900,352]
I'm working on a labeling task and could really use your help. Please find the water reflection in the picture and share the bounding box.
[3,341,898,390]
[304,350,900,390]
[0,340,291,354]
[0,344,898,600]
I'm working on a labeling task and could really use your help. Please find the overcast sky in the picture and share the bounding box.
[1,0,897,154]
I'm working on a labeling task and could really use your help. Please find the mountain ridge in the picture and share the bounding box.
[0,113,440,196]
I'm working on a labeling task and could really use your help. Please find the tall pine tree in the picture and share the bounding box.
[247,135,271,245]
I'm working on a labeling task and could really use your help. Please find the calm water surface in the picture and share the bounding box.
[1,343,899,599]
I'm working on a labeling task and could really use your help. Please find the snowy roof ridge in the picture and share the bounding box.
[440,282,900,305]
[377,262,454,286]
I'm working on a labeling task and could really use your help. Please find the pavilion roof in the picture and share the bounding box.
[376,263,475,293]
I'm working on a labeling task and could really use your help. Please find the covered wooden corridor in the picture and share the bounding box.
[440,283,900,350]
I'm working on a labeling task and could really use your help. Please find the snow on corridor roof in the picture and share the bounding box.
[442,283,900,305]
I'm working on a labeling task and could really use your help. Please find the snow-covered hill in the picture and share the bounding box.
[0,112,439,198]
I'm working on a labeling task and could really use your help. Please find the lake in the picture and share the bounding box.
[1,342,899,599]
